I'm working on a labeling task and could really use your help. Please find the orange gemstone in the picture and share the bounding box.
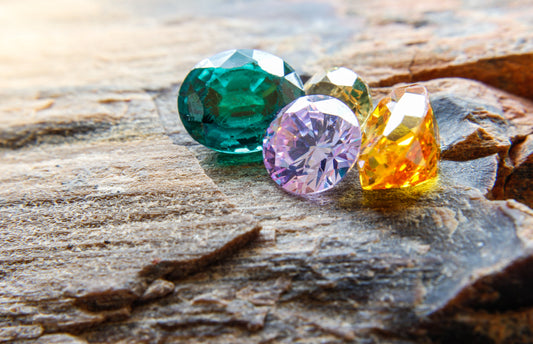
[358,85,440,190]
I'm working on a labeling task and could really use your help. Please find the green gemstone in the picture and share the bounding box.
[178,49,305,154]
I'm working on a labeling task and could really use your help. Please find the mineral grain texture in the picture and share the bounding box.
[1,0,533,343]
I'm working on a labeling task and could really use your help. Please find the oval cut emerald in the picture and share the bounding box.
[178,49,305,154]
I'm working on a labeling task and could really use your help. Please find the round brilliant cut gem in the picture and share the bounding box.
[177,49,305,154]
[263,95,362,195]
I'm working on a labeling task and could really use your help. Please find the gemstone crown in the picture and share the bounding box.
[305,67,373,125]
[178,49,305,154]
[263,95,362,195]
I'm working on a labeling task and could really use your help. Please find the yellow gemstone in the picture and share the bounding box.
[358,84,440,190]
[304,67,373,125]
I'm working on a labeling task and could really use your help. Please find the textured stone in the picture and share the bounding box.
[0,1,532,343]
[506,135,533,207]
[0,325,43,342]
[0,138,260,334]
[304,67,373,124]
[35,334,88,344]
[358,84,440,190]
[263,95,361,195]
[140,279,176,301]
[178,49,304,154]
[0,89,161,149]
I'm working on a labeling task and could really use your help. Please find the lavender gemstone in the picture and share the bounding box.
[262,95,362,195]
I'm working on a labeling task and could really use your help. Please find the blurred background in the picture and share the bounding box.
[1,0,531,96]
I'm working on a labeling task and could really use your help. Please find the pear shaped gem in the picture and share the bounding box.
[358,85,440,190]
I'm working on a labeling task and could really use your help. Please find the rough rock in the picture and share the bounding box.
[506,135,533,207]
[34,334,88,344]
[1,0,532,100]
[0,0,532,343]
[0,139,260,339]
[149,77,533,343]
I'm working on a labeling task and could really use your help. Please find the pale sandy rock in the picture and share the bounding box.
[0,139,260,335]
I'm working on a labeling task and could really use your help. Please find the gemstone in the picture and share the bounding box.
[357,84,440,190]
[304,67,373,125]
[263,95,362,195]
[177,49,305,154]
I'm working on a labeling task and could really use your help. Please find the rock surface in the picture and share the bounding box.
[0,137,260,340]
[0,0,532,343]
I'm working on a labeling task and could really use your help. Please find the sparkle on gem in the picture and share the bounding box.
[178,49,305,154]
[357,84,440,190]
[263,95,362,195]
[304,67,373,125]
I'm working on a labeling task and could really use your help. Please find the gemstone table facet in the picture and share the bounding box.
[304,67,373,125]
[177,49,305,154]
[263,95,362,195]
[358,84,440,190]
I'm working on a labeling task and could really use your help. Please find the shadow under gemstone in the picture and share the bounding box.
[211,151,265,166]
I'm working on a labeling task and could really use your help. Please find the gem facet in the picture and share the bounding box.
[357,85,440,190]
[263,95,362,195]
[304,67,373,125]
[178,49,305,154]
